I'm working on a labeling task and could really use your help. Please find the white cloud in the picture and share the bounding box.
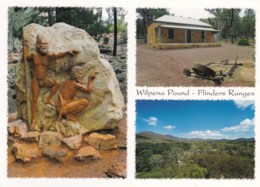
[222,118,255,132]
[164,125,176,130]
[144,117,158,126]
[185,130,226,139]
[233,100,255,110]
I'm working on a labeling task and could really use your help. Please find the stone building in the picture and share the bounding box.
[147,15,220,49]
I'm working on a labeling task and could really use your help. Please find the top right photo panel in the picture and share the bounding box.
[136,8,255,87]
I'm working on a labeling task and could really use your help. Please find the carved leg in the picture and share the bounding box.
[62,99,88,122]
[43,78,59,105]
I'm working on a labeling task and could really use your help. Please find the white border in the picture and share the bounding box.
[1,0,259,187]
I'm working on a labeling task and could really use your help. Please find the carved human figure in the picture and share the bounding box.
[23,34,79,129]
[57,66,97,122]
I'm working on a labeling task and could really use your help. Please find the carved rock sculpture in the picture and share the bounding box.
[16,23,125,134]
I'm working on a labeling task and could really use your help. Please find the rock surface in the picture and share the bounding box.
[75,146,101,161]
[21,131,41,142]
[101,44,127,103]
[105,163,127,178]
[12,142,42,162]
[43,147,68,162]
[52,120,88,137]
[62,135,82,150]
[111,113,127,148]
[8,52,20,113]
[85,133,117,150]
[8,112,17,123]
[39,131,63,147]
[16,23,125,133]
[8,120,28,137]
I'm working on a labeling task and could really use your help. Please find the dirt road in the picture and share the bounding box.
[136,43,255,87]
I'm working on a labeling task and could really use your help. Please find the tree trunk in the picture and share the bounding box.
[229,9,234,43]
[48,8,53,26]
[113,7,117,57]
[142,10,148,43]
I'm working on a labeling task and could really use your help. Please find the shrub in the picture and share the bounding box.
[103,37,109,44]
[238,39,249,46]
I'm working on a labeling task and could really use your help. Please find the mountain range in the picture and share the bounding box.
[137,131,255,142]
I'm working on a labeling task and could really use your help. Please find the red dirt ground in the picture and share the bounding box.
[136,43,255,87]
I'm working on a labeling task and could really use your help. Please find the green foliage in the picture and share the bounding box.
[8,7,126,52]
[193,153,254,178]
[190,164,208,178]
[241,9,255,38]
[103,37,109,44]
[205,8,255,41]
[136,138,255,179]
[238,39,249,46]
[136,8,170,41]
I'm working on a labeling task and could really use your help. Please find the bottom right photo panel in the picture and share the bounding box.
[136,100,255,179]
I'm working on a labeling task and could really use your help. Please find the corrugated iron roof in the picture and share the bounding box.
[154,15,213,28]
[159,24,219,32]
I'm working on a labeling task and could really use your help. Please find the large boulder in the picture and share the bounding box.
[16,23,125,133]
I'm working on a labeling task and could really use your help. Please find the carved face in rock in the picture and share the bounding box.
[36,34,48,55]
[71,66,84,83]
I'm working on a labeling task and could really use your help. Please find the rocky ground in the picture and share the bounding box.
[136,42,255,87]
[101,44,127,102]
[8,114,126,178]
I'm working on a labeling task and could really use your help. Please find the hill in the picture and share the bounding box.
[136,131,255,143]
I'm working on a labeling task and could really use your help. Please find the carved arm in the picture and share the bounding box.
[48,49,79,59]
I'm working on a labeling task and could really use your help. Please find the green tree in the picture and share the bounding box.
[136,8,169,42]
[8,7,110,52]
[205,8,241,42]
[149,154,164,169]
[241,9,255,39]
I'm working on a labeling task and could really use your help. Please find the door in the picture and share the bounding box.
[187,30,191,43]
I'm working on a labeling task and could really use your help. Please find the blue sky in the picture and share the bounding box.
[136,100,255,140]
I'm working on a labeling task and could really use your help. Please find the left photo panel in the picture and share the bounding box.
[8,7,127,178]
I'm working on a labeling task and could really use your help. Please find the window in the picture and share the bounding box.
[168,28,174,39]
